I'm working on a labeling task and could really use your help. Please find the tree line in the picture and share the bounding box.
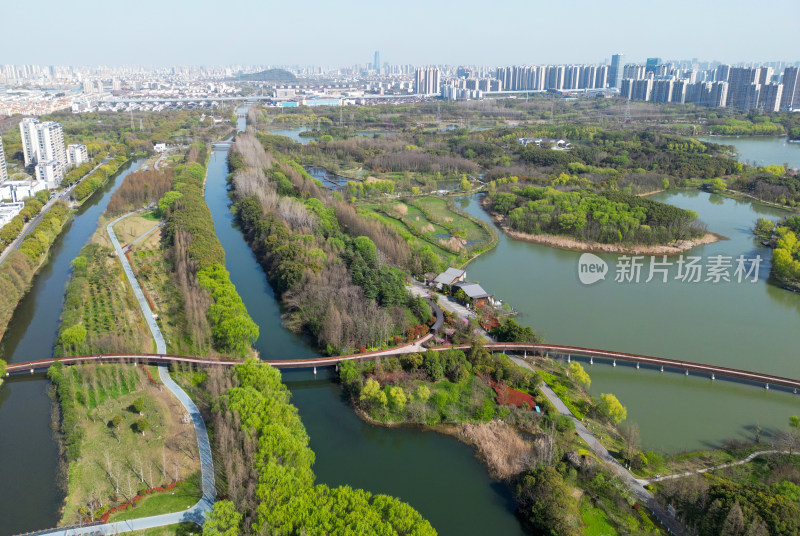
[201,360,436,535]
[161,162,258,357]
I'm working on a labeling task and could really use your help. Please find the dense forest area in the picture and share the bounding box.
[230,131,434,354]
[486,182,705,245]
[200,359,436,535]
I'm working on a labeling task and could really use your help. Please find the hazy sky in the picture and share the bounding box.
[2,0,798,66]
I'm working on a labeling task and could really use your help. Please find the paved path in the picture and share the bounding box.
[107,211,166,354]
[646,449,795,484]
[13,211,216,536]
[508,353,685,535]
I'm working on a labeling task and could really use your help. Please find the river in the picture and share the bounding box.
[0,159,144,536]
[697,135,800,168]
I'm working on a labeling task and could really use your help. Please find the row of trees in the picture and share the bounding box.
[71,155,129,202]
[230,132,431,353]
[106,168,175,215]
[204,360,436,535]
[0,190,50,253]
[0,201,72,340]
[161,162,258,357]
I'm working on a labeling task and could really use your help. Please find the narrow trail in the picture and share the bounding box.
[15,210,216,536]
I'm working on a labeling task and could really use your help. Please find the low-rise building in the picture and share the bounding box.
[433,267,466,287]
[0,179,47,202]
[453,281,495,309]
[0,202,25,226]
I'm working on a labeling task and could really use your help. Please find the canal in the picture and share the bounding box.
[0,159,144,536]
[203,147,527,535]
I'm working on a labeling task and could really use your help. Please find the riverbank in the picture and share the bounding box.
[501,225,722,256]
[0,202,72,342]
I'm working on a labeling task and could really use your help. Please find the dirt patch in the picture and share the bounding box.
[439,236,466,252]
[394,203,408,215]
[421,223,435,233]
[461,421,533,480]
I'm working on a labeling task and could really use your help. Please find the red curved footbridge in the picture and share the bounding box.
[5,339,800,393]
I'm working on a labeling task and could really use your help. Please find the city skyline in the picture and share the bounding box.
[1,0,798,66]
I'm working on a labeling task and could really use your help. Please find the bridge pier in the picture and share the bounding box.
[765,383,769,390]
[660,366,664,372]
[612,360,616,367]
[313,367,317,375]
[711,373,715,380]
[589,357,593,365]
[636,362,639,369]
[30,369,34,375]
[685,370,689,376]
[567,354,570,363]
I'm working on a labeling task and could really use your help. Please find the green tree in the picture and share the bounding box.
[415,384,431,402]
[711,178,727,193]
[387,386,407,412]
[203,500,242,536]
[569,362,591,388]
[157,190,183,216]
[600,393,627,424]
[460,175,471,191]
[754,217,774,239]
[132,397,146,414]
[134,418,150,435]
[59,324,87,349]
[516,465,580,536]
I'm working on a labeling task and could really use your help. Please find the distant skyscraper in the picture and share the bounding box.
[758,83,783,112]
[0,135,8,183]
[414,67,440,95]
[374,51,381,75]
[645,57,662,74]
[609,54,624,88]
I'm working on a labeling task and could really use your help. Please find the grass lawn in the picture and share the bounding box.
[579,498,618,536]
[110,472,202,522]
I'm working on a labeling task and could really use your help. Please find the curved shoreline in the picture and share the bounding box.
[479,197,725,256]
[501,226,724,256]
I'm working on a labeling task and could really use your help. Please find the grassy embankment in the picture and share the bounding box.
[49,362,201,524]
[361,196,496,269]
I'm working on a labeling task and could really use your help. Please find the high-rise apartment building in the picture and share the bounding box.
[19,118,66,185]
[651,79,674,103]
[609,54,624,88]
[67,144,89,167]
[0,135,8,183]
[414,67,440,95]
[780,66,800,110]
[759,83,783,112]
[373,51,381,75]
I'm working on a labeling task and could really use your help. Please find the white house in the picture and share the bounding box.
[153,143,167,153]
[0,202,25,226]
